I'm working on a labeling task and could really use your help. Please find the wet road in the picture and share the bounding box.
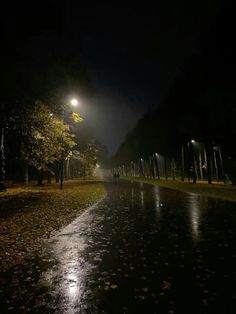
[1,181,236,313]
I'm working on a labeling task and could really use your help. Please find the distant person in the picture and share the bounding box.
[113,172,120,182]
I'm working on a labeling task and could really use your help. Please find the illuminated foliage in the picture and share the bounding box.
[72,112,83,123]
[18,102,76,172]
[77,143,98,177]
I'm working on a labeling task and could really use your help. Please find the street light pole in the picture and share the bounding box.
[60,98,79,190]
[60,106,65,190]
[60,151,64,190]
[154,153,160,180]
[191,140,197,184]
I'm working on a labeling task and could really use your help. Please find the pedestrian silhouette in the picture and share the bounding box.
[113,172,120,182]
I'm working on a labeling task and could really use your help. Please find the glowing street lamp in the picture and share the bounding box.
[70,98,79,107]
[189,139,197,183]
[154,153,160,180]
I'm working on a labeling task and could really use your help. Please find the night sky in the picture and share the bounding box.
[1,1,223,153]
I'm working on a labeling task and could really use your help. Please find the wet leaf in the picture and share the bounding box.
[142,287,149,292]
[162,280,172,290]
[110,284,118,289]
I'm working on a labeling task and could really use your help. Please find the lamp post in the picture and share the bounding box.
[189,139,197,184]
[154,153,160,180]
[60,98,79,190]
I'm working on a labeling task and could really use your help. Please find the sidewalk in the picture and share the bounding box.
[123,177,236,202]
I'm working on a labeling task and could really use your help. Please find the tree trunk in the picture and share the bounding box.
[154,155,160,180]
[231,159,236,185]
[37,170,43,186]
[205,144,212,184]
[164,157,168,180]
[47,170,52,183]
[24,162,29,185]
[213,150,219,181]
[65,158,70,180]
[199,151,203,180]
[60,153,64,190]
[191,143,197,184]
[150,158,155,179]
[218,148,226,183]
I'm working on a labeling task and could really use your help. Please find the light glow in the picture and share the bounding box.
[70,98,78,107]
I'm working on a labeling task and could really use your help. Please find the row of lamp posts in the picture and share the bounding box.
[115,139,225,184]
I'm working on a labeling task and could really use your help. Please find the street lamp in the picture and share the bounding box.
[60,97,79,190]
[70,98,79,107]
[154,153,160,180]
[188,139,197,183]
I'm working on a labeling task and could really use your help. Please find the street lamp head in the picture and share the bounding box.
[70,98,79,107]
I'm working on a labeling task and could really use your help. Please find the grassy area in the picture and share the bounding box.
[0,180,106,271]
[123,177,236,202]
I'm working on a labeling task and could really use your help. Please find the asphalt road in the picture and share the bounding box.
[1,180,236,313]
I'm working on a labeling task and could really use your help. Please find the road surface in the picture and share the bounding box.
[0,180,236,313]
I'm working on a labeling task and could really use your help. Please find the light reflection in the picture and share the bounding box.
[131,187,134,205]
[188,193,201,241]
[140,190,144,208]
[66,264,79,300]
[39,203,100,312]
[154,185,162,218]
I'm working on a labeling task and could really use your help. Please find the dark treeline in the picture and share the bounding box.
[111,7,236,183]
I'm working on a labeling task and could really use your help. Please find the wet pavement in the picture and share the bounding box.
[1,180,236,313]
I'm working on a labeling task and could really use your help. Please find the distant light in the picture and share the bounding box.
[49,113,54,117]
[70,98,78,107]
[191,139,195,143]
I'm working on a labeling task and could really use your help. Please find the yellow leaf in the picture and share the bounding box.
[72,112,83,123]
[110,284,118,289]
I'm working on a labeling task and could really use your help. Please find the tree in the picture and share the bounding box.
[17,102,76,184]
[78,143,98,179]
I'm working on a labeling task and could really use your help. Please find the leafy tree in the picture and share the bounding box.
[17,102,76,184]
[78,143,98,179]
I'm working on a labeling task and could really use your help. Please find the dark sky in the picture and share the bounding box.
[1,1,222,153]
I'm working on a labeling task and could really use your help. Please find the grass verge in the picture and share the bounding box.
[123,177,236,202]
[0,180,106,271]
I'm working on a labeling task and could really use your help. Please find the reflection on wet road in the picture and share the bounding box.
[1,181,236,313]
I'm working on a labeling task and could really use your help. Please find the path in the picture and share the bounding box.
[0,181,236,313]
